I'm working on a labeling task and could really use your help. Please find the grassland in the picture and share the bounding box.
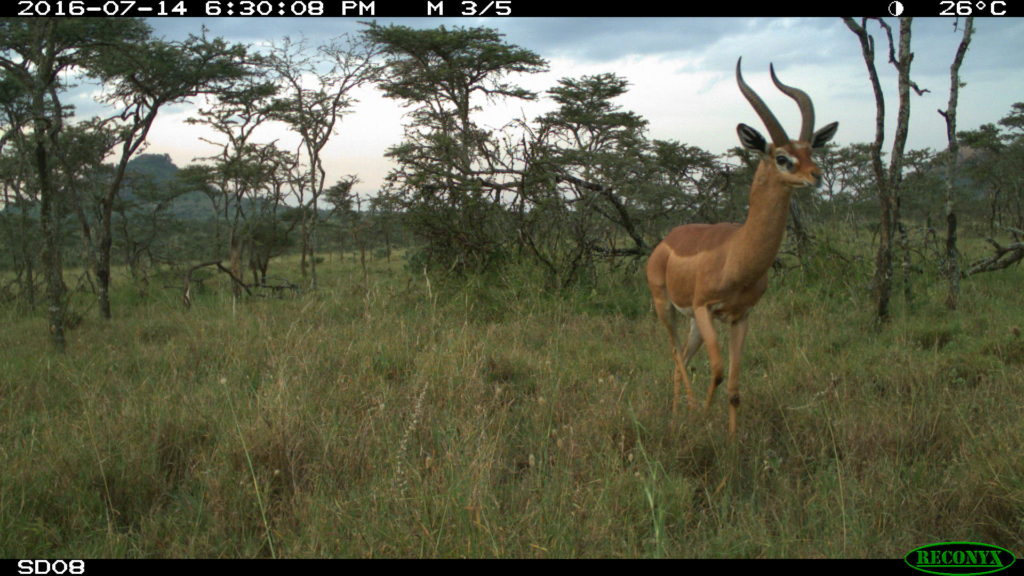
[1,241,1022,558]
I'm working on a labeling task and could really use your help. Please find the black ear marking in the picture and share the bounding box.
[811,121,839,149]
[737,123,769,154]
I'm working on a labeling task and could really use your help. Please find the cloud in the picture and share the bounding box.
[137,16,1024,195]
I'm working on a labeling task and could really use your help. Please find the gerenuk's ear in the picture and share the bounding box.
[737,123,769,155]
[811,121,839,149]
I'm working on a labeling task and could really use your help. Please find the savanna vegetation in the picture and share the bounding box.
[1,17,1022,558]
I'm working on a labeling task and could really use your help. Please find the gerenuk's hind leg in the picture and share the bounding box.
[679,317,704,409]
[652,289,695,414]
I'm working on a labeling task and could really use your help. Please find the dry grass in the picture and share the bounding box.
[1,246,1022,558]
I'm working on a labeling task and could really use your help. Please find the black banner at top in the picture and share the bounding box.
[3,0,1015,18]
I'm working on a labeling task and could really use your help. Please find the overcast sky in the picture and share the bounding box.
[135,17,1024,196]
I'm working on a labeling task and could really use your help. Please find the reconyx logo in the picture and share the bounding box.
[905,542,1016,576]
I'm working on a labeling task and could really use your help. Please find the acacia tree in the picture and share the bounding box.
[815,142,879,226]
[56,121,117,290]
[518,73,736,287]
[322,174,359,257]
[363,23,547,272]
[248,144,303,287]
[938,17,974,310]
[266,34,381,289]
[186,77,292,298]
[0,18,149,349]
[0,154,38,306]
[86,31,249,320]
[520,73,652,286]
[652,140,735,227]
[958,104,1024,276]
[960,116,1024,231]
[843,17,918,323]
[0,73,39,306]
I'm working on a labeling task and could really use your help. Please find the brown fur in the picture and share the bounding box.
[646,61,835,437]
[646,145,821,437]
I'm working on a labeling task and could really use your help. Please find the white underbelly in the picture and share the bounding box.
[671,301,725,317]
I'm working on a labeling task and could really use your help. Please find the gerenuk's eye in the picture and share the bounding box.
[776,155,793,170]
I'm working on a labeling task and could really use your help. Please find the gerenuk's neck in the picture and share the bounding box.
[728,163,792,285]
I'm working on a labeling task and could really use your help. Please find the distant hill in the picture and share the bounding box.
[124,154,217,220]
[126,153,178,183]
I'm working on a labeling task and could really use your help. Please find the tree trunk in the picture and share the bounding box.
[28,21,68,349]
[940,17,974,310]
[229,229,243,299]
[845,18,894,322]
[789,196,812,264]
[36,127,66,350]
[97,209,113,320]
[15,187,38,308]
[844,17,916,323]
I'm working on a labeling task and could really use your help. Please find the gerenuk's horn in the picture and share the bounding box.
[769,63,815,143]
[735,57,789,146]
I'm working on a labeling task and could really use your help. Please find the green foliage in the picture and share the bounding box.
[362,23,548,275]
[363,22,548,106]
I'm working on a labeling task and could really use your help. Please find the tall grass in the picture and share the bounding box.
[1,244,1022,557]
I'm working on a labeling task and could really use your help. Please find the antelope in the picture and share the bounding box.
[645,58,838,437]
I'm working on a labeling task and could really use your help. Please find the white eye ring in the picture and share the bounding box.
[775,155,793,170]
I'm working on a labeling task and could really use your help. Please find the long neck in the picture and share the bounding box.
[727,161,792,283]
